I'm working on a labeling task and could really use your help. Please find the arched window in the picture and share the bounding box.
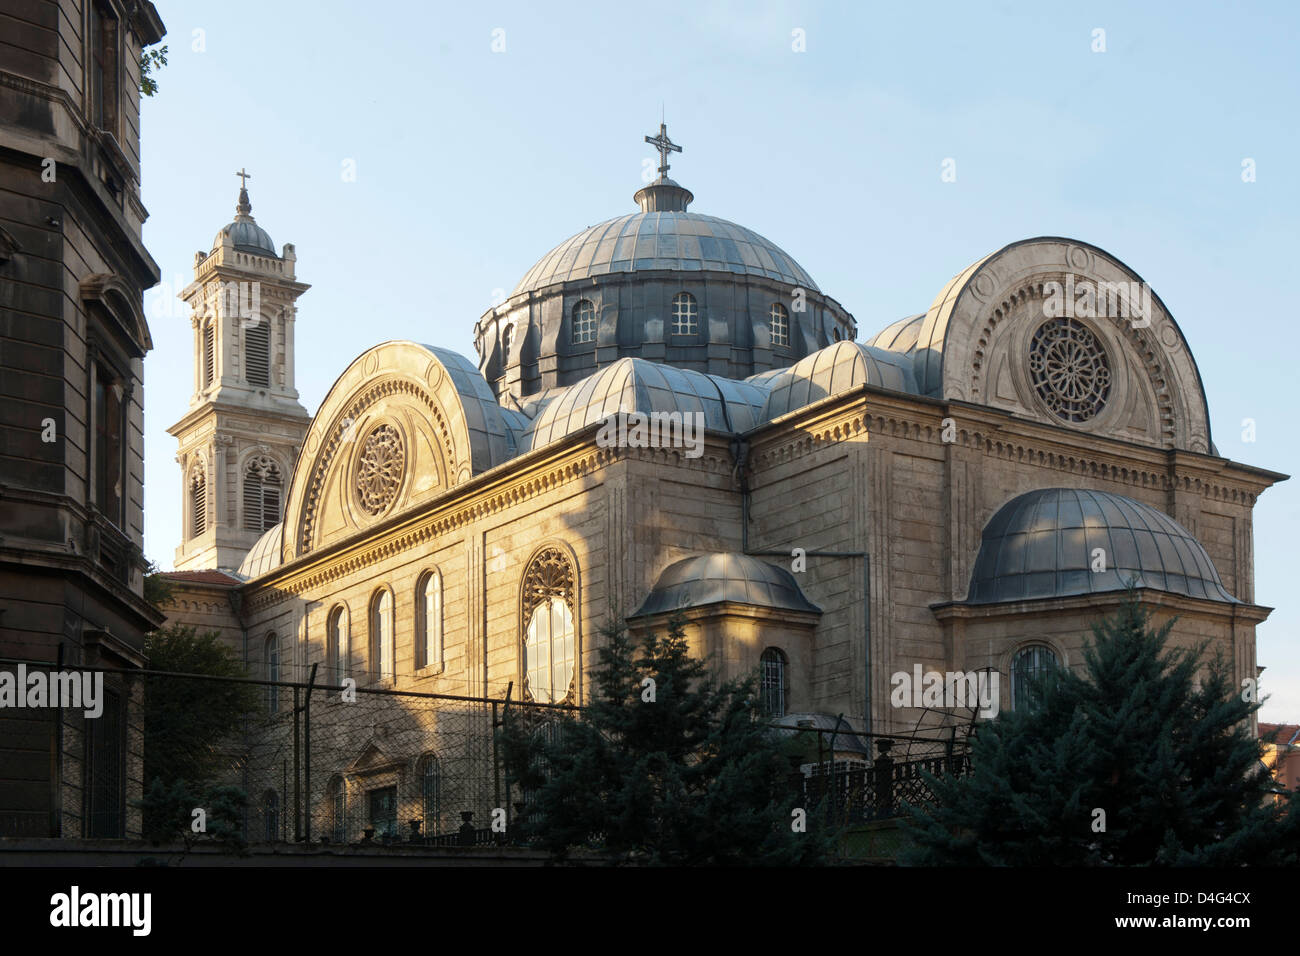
[189,462,206,538]
[265,633,279,714]
[327,605,348,684]
[769,303,790,347]
[328,775,346,843]
[502,325,513,362]
[245,317,270,387]
[760,647,788,717]
[263,789,279,842]
[419,754,440,837]
[1011,645,1059,712]
[202,320,215,388]
[416,570,442,670]
[242,456,282,533]
[572,299,597,344]
[521,548,577,704]
[671,292,698,336]
[370,589,394,683]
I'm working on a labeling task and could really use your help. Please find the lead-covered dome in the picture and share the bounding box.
[966,488,1236,604]
[213,184,278,256]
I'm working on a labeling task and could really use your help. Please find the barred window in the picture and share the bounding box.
[769,303,790,347]
[371,589,394,683]
[416,570,442,670]
[572,299,597,344]
[671,292,698,336]
[1011,645,1059,713]
[420,755,441,837]
[189,463,206,538]
[245,318,270,387]
[242,456,282,533]
[760,647,788,718]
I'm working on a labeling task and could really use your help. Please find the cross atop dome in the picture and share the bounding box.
[644,122,681,179]
[235,167,253,218]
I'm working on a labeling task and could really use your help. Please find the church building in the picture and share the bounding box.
[159,125,1284,839]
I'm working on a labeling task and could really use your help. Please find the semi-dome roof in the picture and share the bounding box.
[511,211,820,297]
[238,522,283,579]
[966,488,1237,605]
[522,356,766,451]
[760,341,919,422]
[630,552,822,618]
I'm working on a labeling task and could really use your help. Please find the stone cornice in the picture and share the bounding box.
[931,587,1273,625]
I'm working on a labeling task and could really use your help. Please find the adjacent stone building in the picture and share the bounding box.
[158,127,1285,841]
[0,0,165,838]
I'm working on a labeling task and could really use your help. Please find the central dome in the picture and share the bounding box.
[512,210,820,298]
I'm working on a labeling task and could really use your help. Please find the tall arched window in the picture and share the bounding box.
[327,605,348,684]
[189,462,206,538]
[370,589,394,683]
[671,292,698,336]
[419,754,440,837]
[242,456,282,533]
[263,789,279,842]
[769,303,790,347]
[416,570,442,670]
[245,317,271,387]
[572,299,597,344]
[521,548,577,704]
[1011,645,1059,713]
[760,647,788,717]
[265,633,280,714]
[328,775,346,843]
[202,320,215,388]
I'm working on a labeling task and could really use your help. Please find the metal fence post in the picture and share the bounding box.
[873,737,894,818]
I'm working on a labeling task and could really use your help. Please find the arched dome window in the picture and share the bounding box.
[521,548,577,704]
[760,647,788,717]
[769,303,790,347]
[572,299,597,344]
[1011,645,1059,712]
[243,456,282,533]
[671,292,698,336]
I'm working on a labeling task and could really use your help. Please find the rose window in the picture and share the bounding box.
[1028,318,1111,423]
[355,424,404,515]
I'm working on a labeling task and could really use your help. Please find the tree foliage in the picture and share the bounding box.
[500,614,834,865]
[904,590,1300,865]
[139,44,167,97]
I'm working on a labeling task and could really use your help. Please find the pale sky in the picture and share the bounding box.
[139,0,1299,720]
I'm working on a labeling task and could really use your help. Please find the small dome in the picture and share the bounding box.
[760,341,918,422]
[215,218,277,255]
[511,211,819,297]
[239,523,283,579]
[522,357,766,451]
[966,488,1237,604]
[631,552,822,618]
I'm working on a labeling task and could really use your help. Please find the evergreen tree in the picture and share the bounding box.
[903,590,1300,865]
[500,613,834,864]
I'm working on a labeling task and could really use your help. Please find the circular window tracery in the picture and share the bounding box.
[355,424,404,515]
[1028,318,1111,423]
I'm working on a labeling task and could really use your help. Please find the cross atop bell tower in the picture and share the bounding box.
[644,122,681,179]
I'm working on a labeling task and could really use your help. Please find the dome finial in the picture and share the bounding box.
[235,167,253,218]
[644,121,681,179]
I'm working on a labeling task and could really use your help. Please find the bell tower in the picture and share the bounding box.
[168,172,311,572]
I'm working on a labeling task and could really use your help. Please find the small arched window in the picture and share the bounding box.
[502,325,513,362]
[263,789,279,843]
[671,292,698,336]
[245,317,271,387]
[327,605,349,684]
[769,303,790,347]
[328,776,346,843]
[1011,645,1059,713]
[416,570,442,671]
[760,647,788,717]
[242,456,282,533]
[265,633,280,714]
[572,299,597,344]
[370,589,394,683]
[189,463,206,538]
[420,754,441,837]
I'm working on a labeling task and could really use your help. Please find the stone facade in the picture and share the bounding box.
[0,0,165,839]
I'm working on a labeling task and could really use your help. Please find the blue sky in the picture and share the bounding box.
[140,0,1299,719]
